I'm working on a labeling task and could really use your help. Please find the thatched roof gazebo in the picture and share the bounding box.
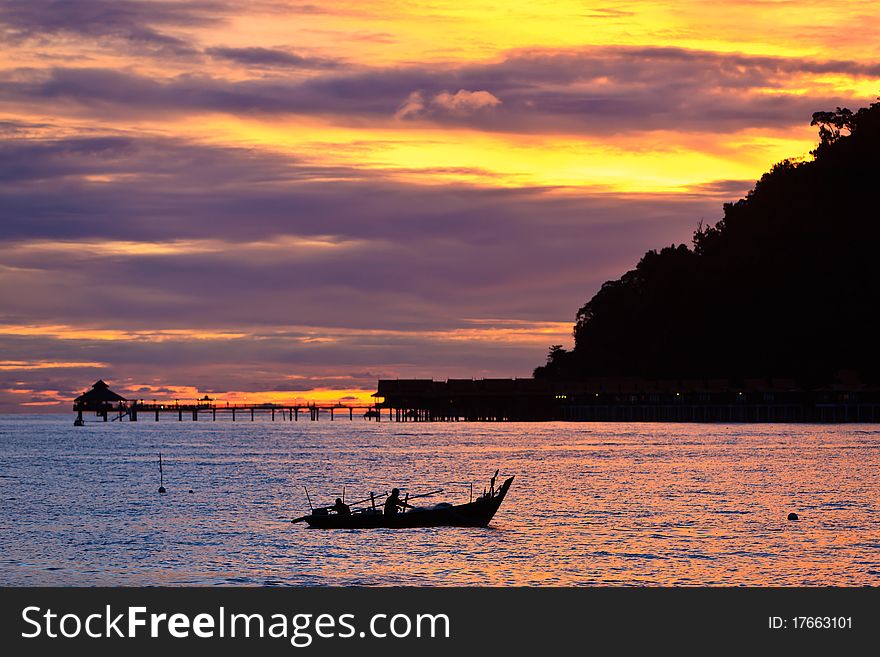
[73,380,127,410]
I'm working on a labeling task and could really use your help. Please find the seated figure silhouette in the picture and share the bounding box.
[330,498,350,515]
[383,488,410,516]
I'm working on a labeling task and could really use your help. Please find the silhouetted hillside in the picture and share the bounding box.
[536,101,880,387]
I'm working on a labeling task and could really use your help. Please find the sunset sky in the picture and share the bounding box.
[1,0,879,411]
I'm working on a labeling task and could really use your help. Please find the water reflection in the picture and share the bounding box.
[0,417,878,585]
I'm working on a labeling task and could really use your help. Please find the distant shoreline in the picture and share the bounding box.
[9,413,876,425]
[375,378,880,423]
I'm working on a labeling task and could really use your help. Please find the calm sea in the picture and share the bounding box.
[1,415,878,586]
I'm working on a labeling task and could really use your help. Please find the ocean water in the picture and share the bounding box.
[0,415,878,586]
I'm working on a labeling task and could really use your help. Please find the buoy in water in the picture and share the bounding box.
[188,489,194,494]
[157,453,166,494]
[787,512,799,521]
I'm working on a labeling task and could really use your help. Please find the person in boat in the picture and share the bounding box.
[383,488,411,517]
[330,498,350,515]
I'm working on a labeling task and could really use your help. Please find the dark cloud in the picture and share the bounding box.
[205,46,340,69]
[3,65,415,117]
[0,133,349,186]
[685,179,756,197]
[0,0,228,55]
[4,46,877,133]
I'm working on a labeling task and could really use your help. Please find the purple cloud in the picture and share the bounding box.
[0,0,229,55]
[4,46,876,133]
[205,46,340,69]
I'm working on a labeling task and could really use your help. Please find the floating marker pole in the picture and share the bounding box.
[158,453,166,494]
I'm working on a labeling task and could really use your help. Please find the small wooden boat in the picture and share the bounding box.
[293,474,514,529]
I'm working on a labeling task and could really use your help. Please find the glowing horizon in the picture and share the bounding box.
[2,1,878,411]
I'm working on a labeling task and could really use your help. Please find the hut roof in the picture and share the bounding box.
[74,380,127,404]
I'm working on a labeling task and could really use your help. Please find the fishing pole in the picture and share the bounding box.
[405,488,444,501]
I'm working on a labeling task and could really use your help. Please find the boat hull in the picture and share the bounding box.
[303,476,514,529]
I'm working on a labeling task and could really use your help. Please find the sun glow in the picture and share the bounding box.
[172,116,821,192]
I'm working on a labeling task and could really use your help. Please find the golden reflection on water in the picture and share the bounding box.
[1,418,878,585]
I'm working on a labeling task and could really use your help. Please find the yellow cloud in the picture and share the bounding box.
[0,324,247,342]
[0,360,107,371]
[173,115,819,192]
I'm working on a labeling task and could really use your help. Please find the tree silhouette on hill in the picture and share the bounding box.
[535,100,880,387]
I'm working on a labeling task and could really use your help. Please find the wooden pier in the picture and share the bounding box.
[73,381,382,423]
[75,400,385,423]
[73,402,381,422]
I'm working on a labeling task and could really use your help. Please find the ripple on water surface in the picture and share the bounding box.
[0,416,878,586]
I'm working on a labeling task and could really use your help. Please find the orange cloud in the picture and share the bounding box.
[0,360,107,370]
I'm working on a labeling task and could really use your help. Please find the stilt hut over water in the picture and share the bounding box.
[73,380,127,423]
